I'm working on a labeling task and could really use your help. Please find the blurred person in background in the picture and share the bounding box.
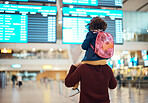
[44,77,49,88]
[40,78,44,85]
[17,75,23,88]
[117,72,121,88]
[11,75,16,87]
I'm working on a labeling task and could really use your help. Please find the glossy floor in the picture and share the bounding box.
[0,81,148,103]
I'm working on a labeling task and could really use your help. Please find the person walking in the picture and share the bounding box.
[65,16,117,102]
[66,16,115,98]
[117,72,121,88]
[65,62,117,103]
[11,75,16,87]
[17,75,22,88]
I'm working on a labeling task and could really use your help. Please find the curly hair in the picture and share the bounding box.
[86,17,107,31]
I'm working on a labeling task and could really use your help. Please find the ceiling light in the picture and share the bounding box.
[50,48,54,52]
[32,48,36,52]
[69,5,74,8]
[123,29,126,33]
[58,20,62,24]
[5,1,9,4]
[59,48,62,52]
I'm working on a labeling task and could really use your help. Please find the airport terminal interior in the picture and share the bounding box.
[0,0,148,103]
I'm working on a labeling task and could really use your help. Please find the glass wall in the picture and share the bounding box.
[123,11,148,42]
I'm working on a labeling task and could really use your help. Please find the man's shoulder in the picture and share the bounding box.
[77,64,88,70]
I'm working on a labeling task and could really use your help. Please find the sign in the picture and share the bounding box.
[11,64,21,68]
[62,7,123,44]
[63,0,122,7]
[63,0,98,6]
[1,48,12,53]
[144,60,148,66]
[43,65,52,69]
[108,61,113,68]
[8,0,56,3]
[0,4,57,43]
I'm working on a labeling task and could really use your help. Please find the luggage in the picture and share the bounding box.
[90,31,114,58]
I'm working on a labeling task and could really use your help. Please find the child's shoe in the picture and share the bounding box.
[69,88,80,97]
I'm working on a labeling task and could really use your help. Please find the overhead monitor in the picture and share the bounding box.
[11,64,21,68]
[116,64,120,69]
[63,0,98,6]
[132,57,138,66]
[62,7,123,44]
[143,55,148,60]
[128,62,133,68]
[98,0,122,7]
[141,50,147,56]
[128,58,133,68]
[143,55,148,67]
[108,61,113,68]
[128,57,138,67]
[4,0,56,3]
[63,0,122,7]
[0,4,57,43]
[144,60,148,67]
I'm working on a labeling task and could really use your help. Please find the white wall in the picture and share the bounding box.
[123,11,148,34]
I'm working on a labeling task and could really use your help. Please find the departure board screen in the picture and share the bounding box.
[62,7,123,44]
[98,0,122,7]
[0,4,57,43]
[63,0,122,7]
[63,0,98,6]
[0,14,27,43]
[6,0,56,3]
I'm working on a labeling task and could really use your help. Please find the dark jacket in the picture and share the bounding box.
[65,64,117,103]
[81,31,107,61]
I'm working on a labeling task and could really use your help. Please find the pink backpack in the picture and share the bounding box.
[90,31,114,58]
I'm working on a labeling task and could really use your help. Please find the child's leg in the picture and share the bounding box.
[72,62,83,90]
[68,62,82,97]
[72,82,79,90]
[69,82,80,97]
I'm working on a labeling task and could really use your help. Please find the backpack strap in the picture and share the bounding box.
[90,30,103,50]
[93,29,103,33]
[90,44,94,50]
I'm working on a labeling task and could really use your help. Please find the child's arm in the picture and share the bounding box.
[81,31,93,50]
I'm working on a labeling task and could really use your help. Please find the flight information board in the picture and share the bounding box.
[98,0,122,7]
[6,0,56,3]
[63,0,122,7]
[0,14,28,43]
[63,0,98,6]
[62,7,123,44]
[0,4,57,43]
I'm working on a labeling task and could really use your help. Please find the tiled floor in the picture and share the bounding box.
[0,81,148,103]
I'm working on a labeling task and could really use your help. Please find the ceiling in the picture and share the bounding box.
[122,0,148,12]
